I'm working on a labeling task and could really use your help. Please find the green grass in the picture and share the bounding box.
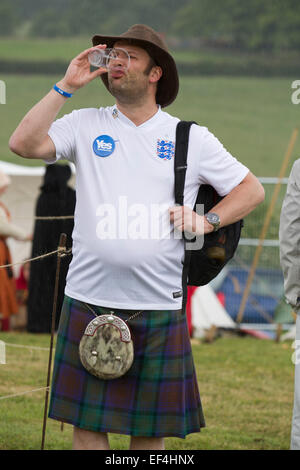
[0,37,228,64]
[1,74,300,175]
[172,76,300,177]
[0,37,252,63]
[0,331,294,450]
[0,37,92,62]
[1,37,300,69]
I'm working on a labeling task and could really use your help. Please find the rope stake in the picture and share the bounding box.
[41,233,67,450]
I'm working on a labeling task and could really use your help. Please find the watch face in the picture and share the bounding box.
[206,213,220,228]
[208,214,219,223]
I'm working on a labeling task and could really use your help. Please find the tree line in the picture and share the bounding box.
[1,0,300,52]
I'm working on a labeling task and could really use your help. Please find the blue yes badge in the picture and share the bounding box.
[93,135,115,157]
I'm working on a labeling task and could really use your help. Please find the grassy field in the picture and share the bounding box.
[0,41,297,451]
[0,73,300,177]
[0,37,92,62]
[0,37,274,63]
[0,331,294,450]
[1,37,300,69]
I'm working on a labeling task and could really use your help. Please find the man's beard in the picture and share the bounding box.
[108,72,150,105]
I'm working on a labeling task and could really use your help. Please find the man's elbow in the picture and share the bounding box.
[255,181,265,206]
[9,134,37,159]
[244,172,265,207]
[9,134,27,158]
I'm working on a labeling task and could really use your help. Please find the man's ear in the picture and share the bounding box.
[149,66,163,84]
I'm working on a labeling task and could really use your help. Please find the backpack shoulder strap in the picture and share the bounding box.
[174,120,197,315]
[174,121,197,205]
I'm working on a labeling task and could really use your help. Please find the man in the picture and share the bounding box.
[9,24,264,450]
[27,163,75,333]
[279,159,300,450]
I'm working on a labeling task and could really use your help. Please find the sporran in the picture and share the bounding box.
[79,303,142,380]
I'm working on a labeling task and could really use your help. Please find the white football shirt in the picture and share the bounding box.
[47,105,249,309]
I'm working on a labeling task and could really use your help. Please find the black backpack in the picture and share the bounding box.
[174,121,243,311]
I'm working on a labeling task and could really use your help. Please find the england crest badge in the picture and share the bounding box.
[156,139,175,160]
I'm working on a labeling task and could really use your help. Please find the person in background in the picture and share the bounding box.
[27,163,75,333]
[279,158,300,450]
[11,260,30,331]
[16,260,30,305]
[0,170,31,331]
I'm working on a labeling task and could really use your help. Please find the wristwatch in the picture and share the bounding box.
[204,212,220,232]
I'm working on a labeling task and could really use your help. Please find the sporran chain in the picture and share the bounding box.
[83,302,143,323]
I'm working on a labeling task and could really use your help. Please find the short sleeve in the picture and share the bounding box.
[45,110,78,164]
[190,125,249,196]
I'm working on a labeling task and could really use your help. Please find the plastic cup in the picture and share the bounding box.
[88,48,130,71]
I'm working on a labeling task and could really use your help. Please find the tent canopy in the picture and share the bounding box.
[0,161,75,275]
[191,284,236,338]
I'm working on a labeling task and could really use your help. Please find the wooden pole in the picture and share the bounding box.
[41,233,67,450]
[275,324,283,343]
[236,128,299,325]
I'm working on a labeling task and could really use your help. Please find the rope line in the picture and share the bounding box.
[0,386,49,401]
[0,247,72,270]
[5,342,50,351]
[34,216,74,220]
[3,215,74,220]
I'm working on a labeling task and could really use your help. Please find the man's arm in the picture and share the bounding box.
[206,171,265,227]
[9,45,107,160]
[169,171,265,235]
[279,161,300,310]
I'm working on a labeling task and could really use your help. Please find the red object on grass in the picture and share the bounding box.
[1,318,10,331]
[16,265,28,290]
[216,291,225,307]
[186,286,198,336]
[186,288,226,336]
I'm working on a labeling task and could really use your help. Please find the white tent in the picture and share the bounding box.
[0,161,75,276]
[191,284,236,338]
[280,324,296,341]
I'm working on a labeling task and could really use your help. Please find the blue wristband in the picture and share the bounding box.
[53,84,73,98]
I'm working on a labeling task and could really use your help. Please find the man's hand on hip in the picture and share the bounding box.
[169,205,214,236]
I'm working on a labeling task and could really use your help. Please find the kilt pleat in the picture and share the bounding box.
[48,295,205,438]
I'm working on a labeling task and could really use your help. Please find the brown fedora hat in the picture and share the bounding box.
[92,24,179,108]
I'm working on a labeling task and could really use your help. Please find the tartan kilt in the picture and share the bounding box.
[48,295,205,438]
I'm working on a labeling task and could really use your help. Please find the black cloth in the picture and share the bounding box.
[27,164,76,333]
